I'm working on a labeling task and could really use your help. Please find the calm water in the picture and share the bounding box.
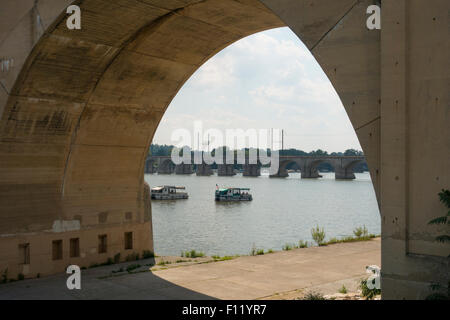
[144,172,380,256]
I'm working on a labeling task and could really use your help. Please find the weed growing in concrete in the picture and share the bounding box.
[338,285,348,294]
[303,290,325,300]
[359,278,381,300]
[126,264,141,273]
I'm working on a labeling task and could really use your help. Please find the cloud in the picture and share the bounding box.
[154,27,362,152]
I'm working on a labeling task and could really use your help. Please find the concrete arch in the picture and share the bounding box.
[271,159,303,178]
[0,0,449,299]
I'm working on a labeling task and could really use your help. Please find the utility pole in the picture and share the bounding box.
[271,128,273,152]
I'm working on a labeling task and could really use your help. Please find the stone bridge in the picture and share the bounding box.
[0,0,448,299]
[146,155,366,180]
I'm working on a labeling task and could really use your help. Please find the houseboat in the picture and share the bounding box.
[151,186,188,200]
[215,187,252,202]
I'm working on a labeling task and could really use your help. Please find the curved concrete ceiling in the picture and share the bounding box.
[0,0,380,234]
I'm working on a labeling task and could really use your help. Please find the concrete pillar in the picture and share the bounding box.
[217,164,236,176]
[335,166,356,180]
[269,167,289,178]
[175,164,193,175]
[196,163,213,176]
[157,162,175,174]
[145,159,156,174]
[301,165,321,179]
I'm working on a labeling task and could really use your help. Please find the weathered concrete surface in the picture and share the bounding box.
[0,0,448,299]
[0,239,380,300]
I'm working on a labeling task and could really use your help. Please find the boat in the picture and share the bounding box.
[151,186,188,200]
[215,187,252,202]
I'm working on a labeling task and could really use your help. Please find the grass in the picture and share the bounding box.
[298,240,308,248]
[303,290,325,300]
[126,264,141,273]
[338,285,348,294]
[282,244,293,251]
[181,250,205,258]
[157,260,172,266]
[212,256,236,262]
[175,259,189,263]
[324,234,378,246]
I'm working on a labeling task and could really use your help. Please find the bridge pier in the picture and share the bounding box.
[335,167,356,180]
[301,165,322,179]
[243,164,261,177]
[270,168,289,178]
[175,164,194,175]
[217,164,236,176]
[157,162,175,174]
[196,163,213,176]
[145,159,156,174]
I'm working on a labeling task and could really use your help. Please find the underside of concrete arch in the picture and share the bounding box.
[0,0,448,299]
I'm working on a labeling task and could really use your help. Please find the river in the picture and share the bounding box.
[144,171,380,257]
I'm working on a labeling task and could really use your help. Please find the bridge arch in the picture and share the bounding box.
[0,0,448,299]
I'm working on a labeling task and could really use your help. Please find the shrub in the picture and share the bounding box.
[428,189,450,244]
[113,253,121,264]
[338,285,347,294]
[282,244,292,251]
[250,244,257,256]
[256,249,265,255]
[303,291,325,300]
[311,225,326,246]
[184,250,204,258]
[425,282,450,300]
[298,240,308,248]
[353,225,369,238]
[17,273,25,281]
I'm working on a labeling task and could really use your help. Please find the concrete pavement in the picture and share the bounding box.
[0,239,380,300]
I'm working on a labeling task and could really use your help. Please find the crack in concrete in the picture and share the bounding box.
[310,0,361,52]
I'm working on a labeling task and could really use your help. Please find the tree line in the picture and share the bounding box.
[148,145,368,172]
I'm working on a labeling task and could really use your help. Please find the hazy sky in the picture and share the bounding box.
[152,27,362,153]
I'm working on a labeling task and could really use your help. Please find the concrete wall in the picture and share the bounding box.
[0,0,448,298]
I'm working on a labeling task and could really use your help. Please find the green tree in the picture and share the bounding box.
[428,189,450,244]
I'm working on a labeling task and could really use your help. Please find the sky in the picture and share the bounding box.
[152,27,362,153]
